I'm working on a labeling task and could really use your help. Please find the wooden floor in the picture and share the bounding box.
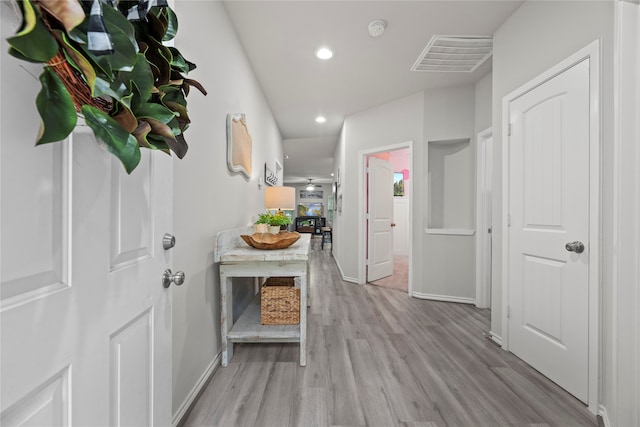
[182,240,598,427]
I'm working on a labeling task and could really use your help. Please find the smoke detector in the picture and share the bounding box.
[368,20,386,37]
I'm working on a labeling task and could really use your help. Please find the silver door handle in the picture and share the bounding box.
[565,241,585,254]
[162,269,185,288]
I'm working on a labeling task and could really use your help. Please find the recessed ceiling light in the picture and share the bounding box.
[315,47,333,60]
[315,116,326,123]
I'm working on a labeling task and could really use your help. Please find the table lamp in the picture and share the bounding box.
[264,186,295,213]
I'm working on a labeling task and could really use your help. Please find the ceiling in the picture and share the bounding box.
[222,0,524,184]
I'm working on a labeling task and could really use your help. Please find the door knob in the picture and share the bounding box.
[565,241,585,254]
[391,223,397,227]
[162,269,185,288]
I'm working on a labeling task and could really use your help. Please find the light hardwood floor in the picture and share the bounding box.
[182,240,598,427]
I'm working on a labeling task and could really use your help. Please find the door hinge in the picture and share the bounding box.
[507,213,511,227]
[365,259,370,266]
[508,123,512,136]
[507,305,511,319]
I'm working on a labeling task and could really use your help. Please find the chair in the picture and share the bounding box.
[321,227,332,250]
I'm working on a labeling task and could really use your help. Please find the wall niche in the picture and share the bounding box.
[426,138,475,235]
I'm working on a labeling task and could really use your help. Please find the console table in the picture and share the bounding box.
[214,227,311,366]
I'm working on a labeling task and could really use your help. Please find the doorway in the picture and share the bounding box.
[359,143,413,295]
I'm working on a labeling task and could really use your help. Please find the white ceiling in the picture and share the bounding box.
[222,0,524,184]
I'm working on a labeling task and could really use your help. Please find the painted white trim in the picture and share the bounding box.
[412,292,475,305]
[333,254,358,284]
[599,405,612,427]
[342,275,359,284]
[358,141,414,299]
[475,127,493,309]
[488,331,503,347]
[172,353,220,427]
[424,228,475,236]
[612,3,640,425]
[501,40,601,413]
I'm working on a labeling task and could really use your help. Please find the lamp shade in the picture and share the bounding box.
[265,186,295,210]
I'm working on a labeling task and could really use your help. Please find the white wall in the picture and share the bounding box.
[171,1,283,420]
[331,127,347,274]
[420,84,477,301]
[475,72,492,133]
[333,93,424,283]
[492,0,616,419]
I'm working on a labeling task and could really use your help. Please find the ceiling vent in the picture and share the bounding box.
[410,35,493,73]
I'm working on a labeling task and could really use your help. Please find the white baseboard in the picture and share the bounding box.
[598,405,611,427]
[333,256,358,283]
[172,353,220,427]
[412,292,475,305]
[488,331,503,347]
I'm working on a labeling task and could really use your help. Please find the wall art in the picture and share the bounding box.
[226,113,252,178]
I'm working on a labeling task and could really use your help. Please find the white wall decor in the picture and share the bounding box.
[226,113,252,178]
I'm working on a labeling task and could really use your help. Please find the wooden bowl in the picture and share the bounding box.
[240,231,301,250]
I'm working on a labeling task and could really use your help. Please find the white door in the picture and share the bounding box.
[507,58,590,402]
[367,157,394,282]
[0,8,174,424]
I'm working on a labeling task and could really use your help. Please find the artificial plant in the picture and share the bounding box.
[6,0,206,173]
[255,211,291,227]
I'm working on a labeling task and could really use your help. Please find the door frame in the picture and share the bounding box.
[358,141,413,297]
[501,40,600,413]
[475,127,493,309]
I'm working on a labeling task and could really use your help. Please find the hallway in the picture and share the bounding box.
[182,241,597,426]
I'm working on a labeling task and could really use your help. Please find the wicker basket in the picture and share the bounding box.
[260,277,300,325]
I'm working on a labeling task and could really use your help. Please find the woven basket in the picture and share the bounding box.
[260,277,299,325]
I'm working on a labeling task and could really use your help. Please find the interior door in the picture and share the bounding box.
[507,58,590,402]
[367,157,394,282]
[1,7,174,424]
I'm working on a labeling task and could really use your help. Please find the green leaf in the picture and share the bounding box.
[71,3,138,75]
[119,54,154,103]
[92,54,153,105]
[145,38,172,85]
[35,68,77,145]
[134,103,177,125]
[7,0,59,63]
[81,105,141,174]
[162,7,178,42]
[165,101,190,131]
[168,47,189,74]
[146,9,167,41]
